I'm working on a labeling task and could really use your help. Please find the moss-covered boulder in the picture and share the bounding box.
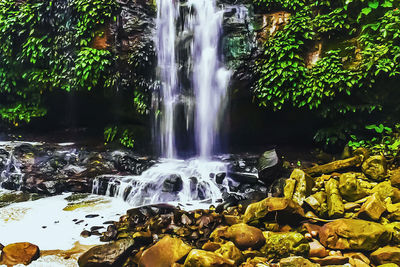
[319,219,391,251]
[325,178,344,218]
[289,169,314,206]
[183,249,235,267]
[260,231,310,260]
[338,172,368,202]
[138,236,192,267]
[214,241,243,265]
[362,155,387,181]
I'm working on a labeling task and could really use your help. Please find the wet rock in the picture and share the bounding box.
[215,173,226,184]
[214,241,243,265]
[85,214,99,218]
[162,174,183,192]
[78,238,135,267]
[371,246,400,265]
[260,231,310,260]
[325,178,344,218]
[308,239,328,258]
[81,230,92,238]
[183,249,235,267]
[344,252,370,266]
[357,193,386,221]
[243,197,304,225]
[257,148,281,184]
[362,155,387,181]
[139,236,191,267]
[371,181,399,202]
[279,256,318,267]
[215,223,265,250]
[283,178,296,200]
[304,192,328,217]
[338,173,368,202]
[310,255,349,265]
[289,169,314,206]
[0,242,40,266]
[319,219,391,251]
[391,168,400,188]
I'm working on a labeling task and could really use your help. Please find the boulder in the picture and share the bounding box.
[243,197,304,225]
[279,256,319,267]
[338,173,368,202]
[357,193,386,221]
[260,231,309,260]
[183,249,235,267]
[325,179,344,218]
[371,246,400,265]
[214,241,243,265]
[257,149,280,184]
[162,175,183,192]
[210,223,265,250]
[362,155,387,181]
[319,219,391,251]
[78,238,135,267]
[283,178,296,199]
[310,255,349,265]
[0,242,39,266]
[290,169,314,206]
[139,236,192,267]
[391,168,400,188]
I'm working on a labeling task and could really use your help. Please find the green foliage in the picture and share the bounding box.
[349,124,400,160]
[0,0,118,124]
[254,0,400,144]
[104,126,135,148]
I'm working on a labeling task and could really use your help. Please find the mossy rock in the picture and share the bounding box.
[260,231,310,260]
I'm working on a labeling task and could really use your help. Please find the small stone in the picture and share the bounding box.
[362,155,387,181]
[85,214,99,218]
[81,230,91,238]
[90,226,105,231]
[344,202,361,211]
[215,173,226,184]
[309,239,328,258]
[0,242,40,266]
[202,242,221,252]
[357,193,386,221]
[371,246,400,265]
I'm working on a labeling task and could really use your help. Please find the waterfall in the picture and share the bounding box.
[155,0,179,158]
[189,0,231,158]
[93,0,235,208]
[155,0,230,158]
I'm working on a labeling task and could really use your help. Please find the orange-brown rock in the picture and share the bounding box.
[211,223,265,250]
[371,246,400,265]
[319,219,391,251]
[308,239,328,258]
[139,236,192,267]
[357,193,386,221]
[310,255,349,265]
[243,197,304,224]
[0,242,39,266]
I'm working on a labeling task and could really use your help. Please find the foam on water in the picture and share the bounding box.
[0,191,130,250]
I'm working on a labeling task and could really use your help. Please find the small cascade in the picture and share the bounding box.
[0,143,27,190]
[93,159,239,209]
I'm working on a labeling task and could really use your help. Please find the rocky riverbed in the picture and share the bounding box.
[3,146,400,266]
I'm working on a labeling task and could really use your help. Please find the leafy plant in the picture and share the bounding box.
[349,124,400,161]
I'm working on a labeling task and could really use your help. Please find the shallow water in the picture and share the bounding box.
[0,190,130,250]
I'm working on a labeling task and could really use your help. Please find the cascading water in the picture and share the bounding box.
[94,0,234,208]
[189,0,231,158]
